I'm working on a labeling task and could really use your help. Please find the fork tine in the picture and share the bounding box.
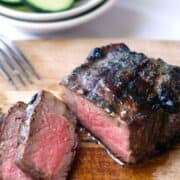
[0,35,40,80]
[0,50,27,86]
[0,42,33,84]
[0,63,18,90]
[13,47,40,80]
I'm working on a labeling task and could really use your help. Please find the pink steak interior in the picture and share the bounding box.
[62,88,132,162]
[23,110,76,177]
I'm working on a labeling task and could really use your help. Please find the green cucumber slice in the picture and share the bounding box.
[23,0,75,12]
[0,0,22,5]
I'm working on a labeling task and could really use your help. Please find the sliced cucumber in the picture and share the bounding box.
[0,0,22,5]
[23,0,75,12]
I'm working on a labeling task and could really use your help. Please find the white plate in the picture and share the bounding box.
[0,0,103,21]
[0,0,115,34]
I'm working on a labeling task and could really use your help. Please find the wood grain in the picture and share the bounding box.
[0,39,179,180]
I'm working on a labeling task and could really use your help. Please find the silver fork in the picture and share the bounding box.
[0,35,40,89]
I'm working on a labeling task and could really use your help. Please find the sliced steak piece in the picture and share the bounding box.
[60,43,180,164]
[16,90,77,180]
[0,102,31,180]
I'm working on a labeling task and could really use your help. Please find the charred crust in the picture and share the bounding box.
[86,93,114,113]
[62,43,180,115]
[158,84,179,113]
[87,47,105,61]
[0,112,4,127]
[28,93,38,105]
[86,43,130,62]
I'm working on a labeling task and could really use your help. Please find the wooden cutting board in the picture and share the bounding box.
[0,39,179,180]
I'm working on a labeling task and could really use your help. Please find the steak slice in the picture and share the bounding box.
[0,102,31,180]
[60,43,180,164]
[16,90,78,180]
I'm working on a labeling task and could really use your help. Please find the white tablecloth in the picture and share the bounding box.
[0,0,180,40]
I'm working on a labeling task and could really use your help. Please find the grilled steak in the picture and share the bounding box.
[16,90,78,179]
[60,43,180,164]
[0,102,31,180]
